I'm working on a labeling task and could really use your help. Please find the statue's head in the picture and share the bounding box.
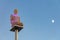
[14,9,18,14]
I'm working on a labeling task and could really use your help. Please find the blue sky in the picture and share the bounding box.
[0,0,60,40]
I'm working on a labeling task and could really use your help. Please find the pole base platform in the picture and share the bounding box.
[10,25,23,32]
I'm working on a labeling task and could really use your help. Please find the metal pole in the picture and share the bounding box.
[15,29,18,40]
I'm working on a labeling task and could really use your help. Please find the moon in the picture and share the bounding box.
[52,19,54,23]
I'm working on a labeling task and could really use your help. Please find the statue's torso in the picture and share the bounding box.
[11,14,20,24]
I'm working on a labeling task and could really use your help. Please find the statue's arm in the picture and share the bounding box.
[10,14,14,24]
[17,17,20,23]
[10,14,14,21]
[10,15,12,21]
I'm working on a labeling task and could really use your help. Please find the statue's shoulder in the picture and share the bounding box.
[11,14,15,17]
[11,14,13,16]
[10,14,15,18]
[17,16,20,18]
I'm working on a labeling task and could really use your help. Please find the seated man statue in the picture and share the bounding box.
[10,9,23,27]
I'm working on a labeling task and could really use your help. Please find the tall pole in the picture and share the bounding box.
[15,29,18,40]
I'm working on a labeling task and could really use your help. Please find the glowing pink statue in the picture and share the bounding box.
[10,9,23,27]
